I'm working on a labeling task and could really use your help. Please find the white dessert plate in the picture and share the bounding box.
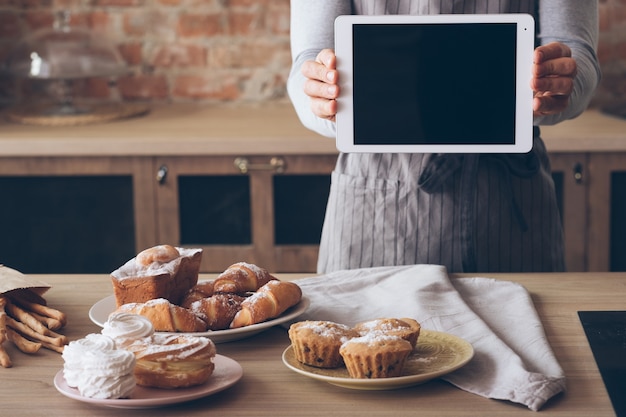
[54,354,242,409]
[89,295,310,343]
[282,330,474,390]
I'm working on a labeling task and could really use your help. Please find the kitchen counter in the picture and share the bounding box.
[0,102,333,157]
[1,272,622,416]
[1,103,625,156]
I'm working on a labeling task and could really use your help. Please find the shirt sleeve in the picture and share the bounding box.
[534,0,602,126]
[287,0,351,138]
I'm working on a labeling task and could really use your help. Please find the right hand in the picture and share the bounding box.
[301,48,340,122]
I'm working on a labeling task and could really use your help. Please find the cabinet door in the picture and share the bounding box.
[587,153,626,271]
[154,155,336,273]
[0,157,155,273]
[549,153,589,271]
[272,155,336,272]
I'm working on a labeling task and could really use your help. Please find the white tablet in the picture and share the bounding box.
[334,14,535,153]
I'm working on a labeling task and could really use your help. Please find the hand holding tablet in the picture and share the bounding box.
[334,14,535,154]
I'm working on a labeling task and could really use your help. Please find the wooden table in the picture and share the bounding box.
[1,272,622,416]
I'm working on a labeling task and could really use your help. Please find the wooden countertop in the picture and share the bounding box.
[0,102,334,157]
[1,272,621,416]
[1,103,625,157]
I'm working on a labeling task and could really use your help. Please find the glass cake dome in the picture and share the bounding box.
[5,10,127,80]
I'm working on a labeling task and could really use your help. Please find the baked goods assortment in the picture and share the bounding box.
[0,290,69,368]
[110,249,303,332]
[288,318,421,379]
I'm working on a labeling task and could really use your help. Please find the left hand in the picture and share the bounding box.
[531,42,577,116]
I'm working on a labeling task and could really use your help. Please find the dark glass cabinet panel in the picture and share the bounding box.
[610,172,626,271]
[178,175,251,245]
[274,175,330,245]
[0,176,135,273]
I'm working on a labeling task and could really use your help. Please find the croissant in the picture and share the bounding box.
[180,280,215,309]
[213,262,277,294]
[230,280,302,328]
[116,298,207,332]
[190,293,245,330]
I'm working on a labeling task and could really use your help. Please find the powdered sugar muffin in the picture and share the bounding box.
[354,318,421,348]
[288,320,358,368]
[339,333,413,379]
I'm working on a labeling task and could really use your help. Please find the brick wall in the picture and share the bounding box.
[0,0,292,105]
[0,0,625,111]
[596,0,626,113]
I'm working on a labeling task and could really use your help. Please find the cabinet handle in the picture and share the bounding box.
[156,164,168,184]
[573,162,583,184]
[234,157,285,174]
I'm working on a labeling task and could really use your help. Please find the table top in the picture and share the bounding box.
[1,272,622,417]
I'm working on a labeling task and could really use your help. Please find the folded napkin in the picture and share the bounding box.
[292,264,565,411]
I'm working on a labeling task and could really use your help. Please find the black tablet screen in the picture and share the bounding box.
[352,23,517,145]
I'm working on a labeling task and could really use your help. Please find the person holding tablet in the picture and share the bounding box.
[287,1,601,273]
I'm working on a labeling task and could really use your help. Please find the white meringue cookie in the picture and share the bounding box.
[102,312,155,348]
[62,333,136,399]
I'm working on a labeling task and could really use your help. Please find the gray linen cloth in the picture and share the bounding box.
[291,264,565,411]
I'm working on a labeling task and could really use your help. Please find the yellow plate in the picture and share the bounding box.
[282,329,474,390]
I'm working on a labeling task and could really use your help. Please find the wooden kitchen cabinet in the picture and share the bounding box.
[1,104,624,273]
[0,103,336,273]
[152,154,336,273]
[0,156,156,273]
[542,110,626,272]
[550,152,626,272]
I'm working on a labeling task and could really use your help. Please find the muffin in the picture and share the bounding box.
[339,333,413,378]
[288,321,358,368]
[354,318,421,348]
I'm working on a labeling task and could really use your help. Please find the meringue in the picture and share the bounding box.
[102,312,155,349]
[62,333,136,399]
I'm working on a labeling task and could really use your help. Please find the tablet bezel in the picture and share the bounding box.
[334,14,535,154]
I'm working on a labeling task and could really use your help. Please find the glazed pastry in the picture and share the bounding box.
[213,262,276,294]
[116,298,207,333]
[128,333,216,389]
[110,246,202,307]
[180,280,216,309]
[230,280,302,328]
[189,293,245,330]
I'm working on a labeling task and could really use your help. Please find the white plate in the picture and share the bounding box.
[54,354,242,409]
[282,330,474,390]
[89,295,310,343]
